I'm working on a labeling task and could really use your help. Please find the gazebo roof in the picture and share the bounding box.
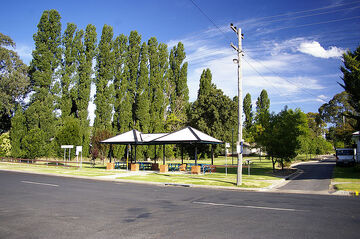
[100,129,143,145]
[100,127,223,145]
[151,126,223,145]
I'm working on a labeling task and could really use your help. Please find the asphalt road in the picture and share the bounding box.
[1,170,359,239]
[277,157,336,193]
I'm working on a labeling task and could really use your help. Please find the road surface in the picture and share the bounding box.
[1,170,359,239]
[276,156,336,194]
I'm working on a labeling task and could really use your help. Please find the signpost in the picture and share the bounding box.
[61,145,73,167]
[76,146,83,168]
[225,143,230,176]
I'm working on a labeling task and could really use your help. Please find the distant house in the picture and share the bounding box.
[226,142,262,156]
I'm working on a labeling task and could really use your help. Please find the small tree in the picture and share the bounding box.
[90,129,112,163]
[0,132,11,157]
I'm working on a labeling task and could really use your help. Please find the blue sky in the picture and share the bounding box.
[1,0,360,118]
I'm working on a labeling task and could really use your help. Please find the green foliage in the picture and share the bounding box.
[94,24,115,131]
[22,127,47,159]
[319,91,356,147]
[0,132,11,157]
[340,45,360,130]
[135,42,150,133]
[26,9,62,158]
[264,107,308,169]
[55,116,81,157]
[0,33,29,133]
[168,42,189,129]
[189,68,237,157]
[10,107,26,158]
[61,23,78,118]
[90,129,112,160]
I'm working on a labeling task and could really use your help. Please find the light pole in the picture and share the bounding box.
[230,23,244,186]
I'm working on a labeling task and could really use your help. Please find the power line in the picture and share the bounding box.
[247,0,360,22]
[242,56,301,109]
[188,0,229,39]
[243,54,323,100]
[270,16,360,31]
[258,5,360,24]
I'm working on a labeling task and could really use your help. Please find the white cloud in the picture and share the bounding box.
[298,41,345,59]
[15,44,33,65]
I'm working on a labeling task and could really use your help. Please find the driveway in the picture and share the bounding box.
[274,156,336,194]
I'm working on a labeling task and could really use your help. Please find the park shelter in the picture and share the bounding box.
[100,126,223,165]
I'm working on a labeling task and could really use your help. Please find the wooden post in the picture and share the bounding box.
[135,145,137,163]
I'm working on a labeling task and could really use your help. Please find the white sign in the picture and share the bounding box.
[225,143,230,148]
[236,144,241,154]
[76,146,83,155]
[61,145,74,149]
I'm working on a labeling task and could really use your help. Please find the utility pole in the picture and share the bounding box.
[230,23,243,186]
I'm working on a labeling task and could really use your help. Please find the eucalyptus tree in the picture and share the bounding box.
[0,33,29,133]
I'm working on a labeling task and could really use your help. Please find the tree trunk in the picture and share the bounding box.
[271,156,276,173]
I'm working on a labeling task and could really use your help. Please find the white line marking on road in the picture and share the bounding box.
[193,201,304,212]
[21,181,59,187]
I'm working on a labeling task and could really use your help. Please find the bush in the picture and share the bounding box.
[0,132,11,157]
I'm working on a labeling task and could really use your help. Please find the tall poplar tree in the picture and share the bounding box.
[127,31,141,127]
[94,24,114,131]
[113,34,128,133]
[135,42,150,133]
[168,42,188,130]
[26,9,62,157]
[76,24,97,156]
[189,68,237,156]
[61,23,77,118]
[243,93,253,131]
[254,89,271,151]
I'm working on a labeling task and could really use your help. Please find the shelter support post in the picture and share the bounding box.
[163,144,165,165]
[130,145,133,163]
[154,145,157,163]
[181,144,184,164]
[126,144,129,171]
[109,145,113,163]
[211,145,214,165]
[195,145,198,165]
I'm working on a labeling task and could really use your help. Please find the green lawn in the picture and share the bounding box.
[0,157,292,189]
[121,173,275,188]
[120,157,285,188]
[332,165,360,192]
[0,161,120,177]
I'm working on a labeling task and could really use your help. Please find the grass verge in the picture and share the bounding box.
[332,164,360,192]
[0,162,121,177]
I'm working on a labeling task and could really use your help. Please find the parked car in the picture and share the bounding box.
[335,148,356,166]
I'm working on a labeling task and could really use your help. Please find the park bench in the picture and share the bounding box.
[138,162,153,170]
[168,163,181,171]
